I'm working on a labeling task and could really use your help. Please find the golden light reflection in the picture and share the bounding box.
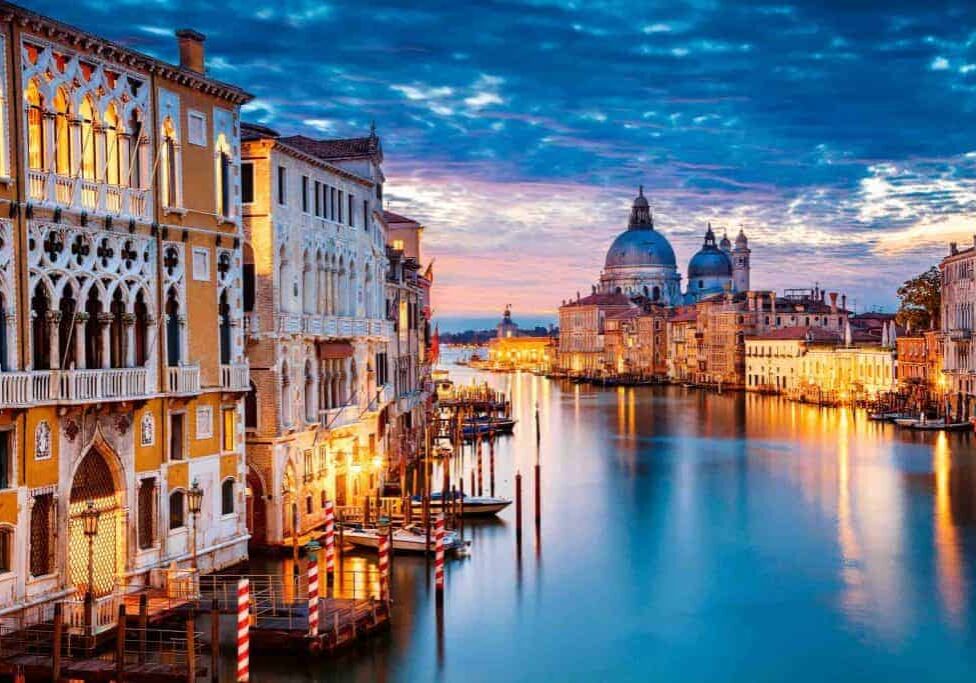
[835,409,868,620]
[933,432,965,628]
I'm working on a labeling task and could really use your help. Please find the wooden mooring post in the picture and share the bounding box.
[489,431,496,497]
[211,598,220,683]
[52,602,63,681]
[139,592,148,663]
[116,603,126,682]
[515,470,523,550]
[186,609,197,683]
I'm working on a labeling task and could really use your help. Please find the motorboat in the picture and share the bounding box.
[341,523,465,554]
[462,416,516,438]
[411,491,512,517]
[909,420,972,432]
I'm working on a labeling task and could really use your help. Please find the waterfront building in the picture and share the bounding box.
[495,304,519,338]
[667,307,698,382]
[486,336,553,372]
[895,330,943,407]
[940,240,976,416]
[240,124,392,547]
[557,292,634,374]
[0,9,252,623]
[745,327,839,393]
[382,210,432,491]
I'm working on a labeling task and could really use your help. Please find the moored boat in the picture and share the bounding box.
[341,523,465,554]
[462,416,516,438]
[412,491,512,516]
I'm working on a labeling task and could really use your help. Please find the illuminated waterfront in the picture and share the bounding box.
[249,356,976,682]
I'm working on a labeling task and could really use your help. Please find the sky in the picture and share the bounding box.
[30,0,976,328]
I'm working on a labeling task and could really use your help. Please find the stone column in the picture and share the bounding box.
[74,313,88,370]
[98,312,113,369]
[178,315,189,366]
[47,310,61,370]
[123,313,136,368]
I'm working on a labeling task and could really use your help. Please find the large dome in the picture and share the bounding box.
[604,186,677,269]
[605,229,677,268]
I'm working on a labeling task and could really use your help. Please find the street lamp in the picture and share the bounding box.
[187,479,203,570]
[80,500,100,636]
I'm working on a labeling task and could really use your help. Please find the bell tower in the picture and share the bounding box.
[732,229,750,292]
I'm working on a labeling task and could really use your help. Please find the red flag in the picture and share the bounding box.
[430,324,440,364]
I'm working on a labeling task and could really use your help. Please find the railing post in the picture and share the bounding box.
[186,609,196,683]
[211,597,220,683]
[236,579,250,682]
[139,593,148,663]
[52,602,63,681]
[116,603,126,682]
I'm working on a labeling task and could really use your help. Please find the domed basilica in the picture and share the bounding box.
[598,187,751,305]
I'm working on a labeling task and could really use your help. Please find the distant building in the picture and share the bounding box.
[496,305,519,338]
[940,240,976,416]
[557,292,634,374]
[486,336,553,372]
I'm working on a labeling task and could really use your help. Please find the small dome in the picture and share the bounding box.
[605,229,677,268]
[735,229,748,248]
[719,232,732,251]
[688,224,732,279]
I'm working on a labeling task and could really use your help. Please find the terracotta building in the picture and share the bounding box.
[0,6,251,629]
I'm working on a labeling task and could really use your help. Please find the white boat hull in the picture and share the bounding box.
[412,497,512,517]
[342,526,464,554]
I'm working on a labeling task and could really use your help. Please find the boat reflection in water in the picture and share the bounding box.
[248,352,976,682]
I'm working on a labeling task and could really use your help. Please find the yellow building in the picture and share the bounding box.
[0,9,251,627]
[799,346,896,403]
[487,336,552,372]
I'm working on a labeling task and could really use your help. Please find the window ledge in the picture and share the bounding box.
[164,206,188,217]
[0,176,12,186]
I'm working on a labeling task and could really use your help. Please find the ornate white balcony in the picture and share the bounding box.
[1,367,152,405]
[27,169,151,222]
[221,362,250,391]
[167,364,201,395]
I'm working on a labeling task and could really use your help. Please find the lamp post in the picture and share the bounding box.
[187,479,203,570]
[80,500,100,636]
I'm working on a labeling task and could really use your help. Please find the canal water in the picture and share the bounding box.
[247,355,976,682]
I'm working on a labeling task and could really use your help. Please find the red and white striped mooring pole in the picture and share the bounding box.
[307,543,320,638]
[435,513,445,607]
[325,500,336,585]
[236,578,250,682]
[378,525,390,602]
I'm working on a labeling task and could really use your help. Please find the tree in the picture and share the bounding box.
[895,266,941,331]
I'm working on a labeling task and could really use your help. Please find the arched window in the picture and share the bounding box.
[219,290,231,364]
[302,251,315,314]
[31,284,50,370]
[53,88,70,176]
[281,361,292,426]
[58,284,75,369]
[29,493,53,576]
[245,380,257,429]
[652,286,660,301]
[134,291,149,366]
[0,293,7,371]
[160,117,178,208]
[242,244,255,313]
[320,489,327,508]
[128,111,143,189]
[26,80,44,170]
[84,288,102,369]
[138,478,156,549]
[165,287,181,367]
[169,490,185,530]
[103,104,121,186]
[279,246,289,313]
[219,150,231,218]
[110,288,125,368]
[79,97,98,181]
[221,478,235,516]
[305,360,315,422]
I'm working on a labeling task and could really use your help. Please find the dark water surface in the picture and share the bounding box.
[247,362,976,682]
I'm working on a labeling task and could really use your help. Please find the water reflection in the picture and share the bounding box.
[248,362,976,682]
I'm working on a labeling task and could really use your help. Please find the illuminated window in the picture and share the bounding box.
[26,80,43,170]
[160,117,179,207]
[392,239,404,251]
[53,88,70,176]
[29,493,53,576]
[0,527,10,572]
[103,104,121,185]
[222,407,236,451]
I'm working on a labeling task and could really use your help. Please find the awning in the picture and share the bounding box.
[320,341,354,359]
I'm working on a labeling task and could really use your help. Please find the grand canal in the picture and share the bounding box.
[248,357,976,681]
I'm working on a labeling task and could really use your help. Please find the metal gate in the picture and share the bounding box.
[68,448,120,597]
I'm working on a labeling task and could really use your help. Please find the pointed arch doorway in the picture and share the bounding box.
[68,445,124,597]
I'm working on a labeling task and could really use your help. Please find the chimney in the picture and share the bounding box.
[829,292,838,313]
[770,292,776,314]
[176,29,206,73]
[950,242,958,255]
[821,289,826,303]
[841,294,847,312]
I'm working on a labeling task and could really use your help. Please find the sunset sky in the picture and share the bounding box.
[32,0,976,329]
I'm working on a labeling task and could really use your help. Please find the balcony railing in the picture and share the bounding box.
[949,328,972,341]
[1,367,153,405]
[319,403,359,430]
[167,364,201,395]
[221,362,250,391]
[27,169,151,221]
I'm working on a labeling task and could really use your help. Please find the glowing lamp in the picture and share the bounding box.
[188,479,203,516]
[81,500,100,537]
